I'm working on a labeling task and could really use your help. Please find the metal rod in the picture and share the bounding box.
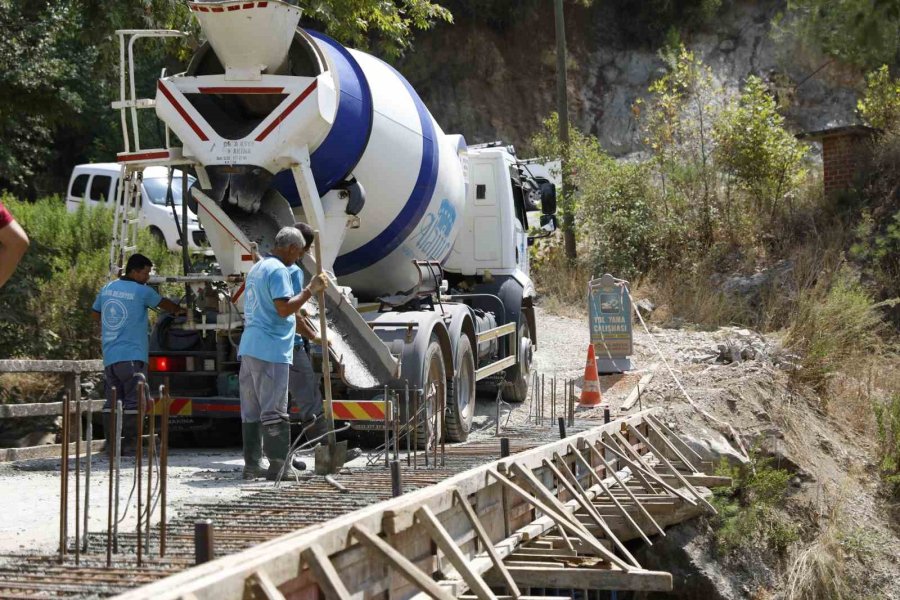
[384,386,390,468]
[106,392,116,567]
[194,519,215,565]
[113,400,122,553]
[74,396,81,566]
[540,373,544,426]
[440,385,445,467]
[500,437,510,458]
[413,390,419,469]
[558,416,566,439]
[604,406,610,424]
[390,460,402,497]
[83,394,92,554]
[59,392,69,561]
[160,383,169,558]
[136,384,144,566]
[568,379,575,427]
[146,385,154,555]
[392,399,399,461]
[405,383,410,466]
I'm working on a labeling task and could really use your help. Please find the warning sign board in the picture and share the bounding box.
[588,273,633,372]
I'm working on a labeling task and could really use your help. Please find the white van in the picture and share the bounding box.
[66,163,208,253]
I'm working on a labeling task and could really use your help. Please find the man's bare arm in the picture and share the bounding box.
[0,220,29,289]
[273,274,328,318]
[158,298,186,315]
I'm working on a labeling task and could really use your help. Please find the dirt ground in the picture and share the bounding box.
[2,305,898,598]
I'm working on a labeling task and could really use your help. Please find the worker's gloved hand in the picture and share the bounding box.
[306,273,328,295]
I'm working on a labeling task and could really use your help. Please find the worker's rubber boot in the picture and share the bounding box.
[241,422,266,480]
[120,413,140,456]
[263,420,292,481]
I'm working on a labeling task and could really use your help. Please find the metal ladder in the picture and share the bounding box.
[108,29,189,279]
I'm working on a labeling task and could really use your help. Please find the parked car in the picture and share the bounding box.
[66,163,208,253]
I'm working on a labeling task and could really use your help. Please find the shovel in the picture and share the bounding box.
[311,231,348,475]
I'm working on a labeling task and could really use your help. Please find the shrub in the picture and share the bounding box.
[874,393,900,497]
[712,453,799,555]
[0,195,180,360]
[857,65,900,134]
[786,269,889,393]
[713,76,808,227]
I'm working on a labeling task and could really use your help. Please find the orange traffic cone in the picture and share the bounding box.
[579,345,603,407]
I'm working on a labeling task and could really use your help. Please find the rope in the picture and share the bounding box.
[608,275,751,463]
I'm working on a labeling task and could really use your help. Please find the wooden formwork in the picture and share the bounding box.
[115,409,728,600]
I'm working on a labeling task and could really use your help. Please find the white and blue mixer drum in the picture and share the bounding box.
[273,30,468,298]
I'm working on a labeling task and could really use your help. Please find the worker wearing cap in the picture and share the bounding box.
[0,199,29,289]
[239,226,327,480]
[285,224,363,465]
[92,253,184,450]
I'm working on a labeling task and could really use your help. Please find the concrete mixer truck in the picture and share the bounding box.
[110,0,557,445]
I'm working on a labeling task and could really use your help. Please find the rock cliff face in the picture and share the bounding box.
[397,0,862,154]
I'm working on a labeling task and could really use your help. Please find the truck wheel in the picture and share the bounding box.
[445,335,475,442]
[503,320,534,403]
[415,336,446,450]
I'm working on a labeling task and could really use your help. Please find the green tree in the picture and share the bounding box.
[781,0,900,69]
[857,65,900,133]
[713,75,808,224]
[636,44,724,245]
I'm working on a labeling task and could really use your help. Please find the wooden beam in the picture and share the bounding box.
[0,399,105,419]
[598,435,697,506]
[243,571,286,600]
[349,524,455,600]
[625,424,717,515]
[645,413,704,465]
[576,438,665,537]
[643,417,701,473]
[2,439,106,463]
[451,489,521,599]
[0,359,103,374]
[415,506,498,600]
[619,364,657,412]
[484,566,673,592]
[301,544,352,600]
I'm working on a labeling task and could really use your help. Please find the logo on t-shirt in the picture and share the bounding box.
[244,284,259,323]
[102,299,128,331]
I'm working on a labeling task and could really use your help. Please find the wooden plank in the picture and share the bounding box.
[484,566,673,592]
[302,544,352,600]
[598,435,697,505]
[350,524,455,600]
[415,506,498,600]
[244,571,286,600]
[0,359,103,374]
[576,438,665,537]
[2,439,106,463]
[645,413,704,465]
[619,364,657,412]
[0,399,105,419]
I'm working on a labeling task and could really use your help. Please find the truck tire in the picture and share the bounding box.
[503,319,534,403]
[415,335,446,450]
[445,335,475,442]
[149,227,166,248]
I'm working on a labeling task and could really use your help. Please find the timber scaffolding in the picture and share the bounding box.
[0,408,728,599]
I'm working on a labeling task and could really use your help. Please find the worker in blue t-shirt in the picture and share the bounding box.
[92,253,184,451]
[238,226,327,480]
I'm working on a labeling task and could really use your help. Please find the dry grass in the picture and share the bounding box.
[784,496,851,600]
[0,373,65,404]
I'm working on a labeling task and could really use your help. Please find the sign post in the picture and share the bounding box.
[588,273,633,373]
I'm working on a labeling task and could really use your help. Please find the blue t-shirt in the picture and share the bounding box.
[92,278,162,367]
[239,256,295,364]
[288,264,305,348]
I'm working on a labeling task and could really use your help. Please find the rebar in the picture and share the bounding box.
[136,384,144,566]
[559,417,566,439]
[59,392,69,562]
[383,386,389,468]
[146,386,154,556]
[113,400,122,554]
[405,384,410,466]
[106,392,116,568]
[500,437,510,458]
[390,460,402,497]
[83,395,92,554]
[160,384,169,558]
[194,520,214,565]
[75,396,81,566]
